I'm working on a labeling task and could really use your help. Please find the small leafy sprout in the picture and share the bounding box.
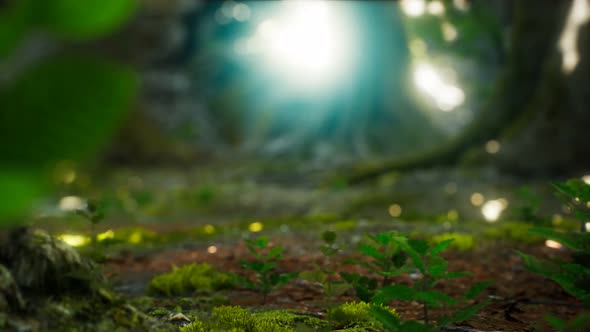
[552,179,590,232]
[238,236,298,304]
[517,227,590,304]
[75,199,105,224]
[367,233,490,328]
[341,231,411,302]
[300,231,350,306]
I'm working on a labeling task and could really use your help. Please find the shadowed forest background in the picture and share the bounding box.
[1,0,590,331]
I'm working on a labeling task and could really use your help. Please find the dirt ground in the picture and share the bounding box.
[103,229,583,332]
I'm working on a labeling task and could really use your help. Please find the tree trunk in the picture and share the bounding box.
[338,0,572,183]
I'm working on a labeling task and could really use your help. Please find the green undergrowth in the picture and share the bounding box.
[179,302,396,332]
[148,263,236,296]
[328,302,398,331]
[180,305,329,332]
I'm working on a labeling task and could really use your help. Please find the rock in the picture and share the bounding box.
[0,228,103,295]
[0,264,25,311]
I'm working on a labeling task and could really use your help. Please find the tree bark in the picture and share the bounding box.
[338,0,572,183]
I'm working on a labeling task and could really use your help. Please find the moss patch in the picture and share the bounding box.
[148,263,236,296]
[328,301,397,331]
[181,305,329,332]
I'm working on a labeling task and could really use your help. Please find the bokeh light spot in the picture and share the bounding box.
[249,222,263,232]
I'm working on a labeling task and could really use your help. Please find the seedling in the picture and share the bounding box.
[238,236,298,304]
[341,230,413,302]
[300,231,350,306]
[372,236,490,327]
[553,179,590,232]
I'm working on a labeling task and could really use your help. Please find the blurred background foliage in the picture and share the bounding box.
[0,0,138,222]
[1,0,590,228]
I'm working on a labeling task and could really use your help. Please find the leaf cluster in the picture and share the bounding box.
[344,231,490,330]
[238,237,298,303]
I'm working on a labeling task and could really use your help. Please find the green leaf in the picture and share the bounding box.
[38,0,137,40]
[438,300,490,325]
[415,290,457,307]
[322,230,337,244]
[427,256,448,278]
[260,262,276,274]
[299,270,325,284]
[442,271,473,279]
[266,246,284,260]
[359,244,384,261]
[0,0,34,57]
[0,56,138,166]
[0,169,42,223]
[545,314,566,330]
[408,239,429,256]
[464,281,492,300]
[528,227,590,251]
[320,245,339,257]
[255,236,269,248]
[368,304,401,331]
[430,239,454,256]
[373,284,414,304]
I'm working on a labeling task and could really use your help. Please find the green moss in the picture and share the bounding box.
[483,222,543,243]
[328,301,397,331]
[190,306,329,332]
[431,233,475,251]
[180,319,207,332]
[148,263,236,296]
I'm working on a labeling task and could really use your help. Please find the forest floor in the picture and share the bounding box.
[99,225,581,332]
[18,162,587,331]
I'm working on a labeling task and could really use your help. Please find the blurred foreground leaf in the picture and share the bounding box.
[39,0,138,40]
[0,56,138,222]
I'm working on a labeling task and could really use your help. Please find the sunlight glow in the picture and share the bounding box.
[249,222,263,232]
[485,140,501,154]
[441,22,458,42]
[388,204,402,217]
[427,1,445,16]
[204,224,216,234]
[453,0,469,11]
[233,3,251,22]
[545,240,563,249]
[401,0,426,17]
[96,229,114,242]
[128,231,143,244]
[59,196,85,211]
[59,234,91,247]
[482,199,506,222]
[252,1,358,89]
[470,193,484,206]
[552,214,563,225]
[559,0,590,74]
[413,63,465,111]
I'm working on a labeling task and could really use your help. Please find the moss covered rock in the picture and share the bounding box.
[0,228,102,294]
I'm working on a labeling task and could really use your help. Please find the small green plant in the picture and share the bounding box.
[343,231,490,330]
[238,236,298,304]
[516,180,590,330]
[341,231,413,302]
[300,231,350,306]
[553,179,590,232]
[513,186,543,223]
[372,236,490,327]
[148,263,235,296]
